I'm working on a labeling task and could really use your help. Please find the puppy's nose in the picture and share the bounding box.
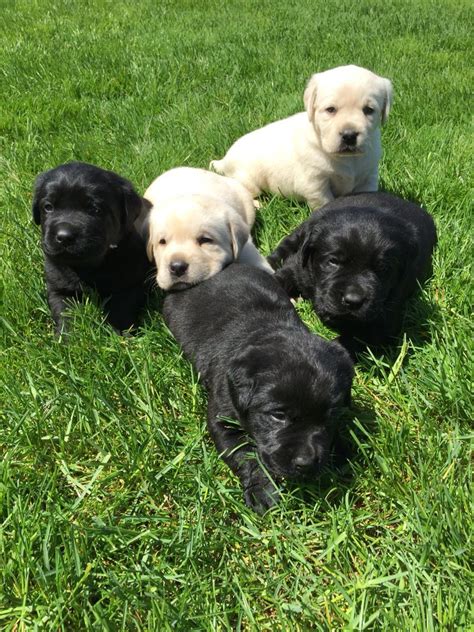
[341,130,359,146]
[55,224,75,245]
[169,260,189,277]
[293,452,315,473]
[342,289,365,309]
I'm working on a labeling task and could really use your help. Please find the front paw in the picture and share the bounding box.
[243,471,280,514]
[53,317,69,338]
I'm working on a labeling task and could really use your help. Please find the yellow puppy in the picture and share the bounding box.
[142,167,272,291]
[211,65,393,210]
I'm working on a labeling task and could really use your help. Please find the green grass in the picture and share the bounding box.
[1,0,473,629]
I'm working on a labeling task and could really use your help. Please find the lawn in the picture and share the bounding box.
[0,0,472,629]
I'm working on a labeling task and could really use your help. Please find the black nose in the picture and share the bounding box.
[341,130,359,146]
[55,224,75,245]
[342,289,365,309]
[293,453,315,473]
[169,261,189,277]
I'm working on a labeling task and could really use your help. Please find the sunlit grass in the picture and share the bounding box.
[0,0,472,629]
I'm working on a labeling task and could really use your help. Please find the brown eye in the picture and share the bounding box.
[197,236,213,245]
[363,105,375,115]
[326,106,337,114]
[44,202,53,213]
[159,238,166,245]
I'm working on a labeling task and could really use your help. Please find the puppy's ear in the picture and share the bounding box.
[301,232,318,267]
[380,78,393,125]
[146,222,155,262]
[121,181,147,233]
[303,74,319,123]
[32,172,47,225]
[227,214,250,260]
[227,354,257,414]
[398,233,419,277]
[301,222,325,267]
[146,237,154,263]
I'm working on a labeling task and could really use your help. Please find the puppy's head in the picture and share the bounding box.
[304,64,392,155]
[146,194,249,290]
[227,338,353,480]
[300,208,417,328]
[32,162,145,266]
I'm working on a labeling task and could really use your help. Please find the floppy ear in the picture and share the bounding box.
[146,237,154,262]
[303,74,319,123]
[121,181,147,233]
[227,353,257,414]
[301,221,326,267]
[146,222,155,262]
[301,235,314,267]
[227,214,250,260]
[398,233,419,277]
[32,172,47,225]
[301,227,322,267]
[380,78,393,125]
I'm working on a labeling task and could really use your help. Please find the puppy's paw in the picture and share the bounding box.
[243,474,280,514]
[209,159,224,174]
[253,199,261,210]
[54,319,70,339]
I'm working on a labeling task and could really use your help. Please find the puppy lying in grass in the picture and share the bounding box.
[163,263,353,514]
[142,167,272,291]
[268,192,437,349]
[32,162,152,335]
[211,65,392,210]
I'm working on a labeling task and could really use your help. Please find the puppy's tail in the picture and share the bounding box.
[209,158,225,174]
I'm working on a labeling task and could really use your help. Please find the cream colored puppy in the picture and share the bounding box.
[211,65,393,210]
[143,167,272,291]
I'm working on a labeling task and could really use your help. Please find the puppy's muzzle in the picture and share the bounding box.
[169,260,189,278]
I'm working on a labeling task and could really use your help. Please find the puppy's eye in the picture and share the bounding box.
[325,106,337,114]
[44,202,54,213]
[91,203,102,214]
[327,257,341,268]
[363,105,375,116]
[270,411,286,423]
[159,238,166,245]
[197,236,213,246]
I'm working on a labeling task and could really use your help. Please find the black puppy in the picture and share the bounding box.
[163,264,353,513]
[33,162,153,334]
[268,193,437,348]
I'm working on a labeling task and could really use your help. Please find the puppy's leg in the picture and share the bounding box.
[306,179,334,210]
[352,170,379,193]
[207,398,280,514]
[45,260,82,335]
[103,286,147,334]
[47,289,76,335]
